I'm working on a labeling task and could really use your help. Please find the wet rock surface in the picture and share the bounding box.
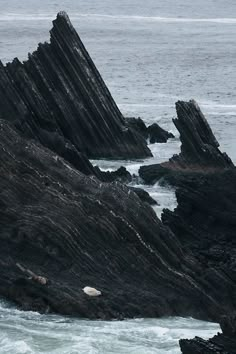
[126,117,174,143]
[180,314,236,354]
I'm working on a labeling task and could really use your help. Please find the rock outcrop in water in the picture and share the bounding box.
[0,119,232,320]
[0,12,151,161]
[139,100,233,184]
[126,117,174,143]
[180,314,236,354]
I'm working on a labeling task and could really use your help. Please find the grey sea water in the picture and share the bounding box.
[0,0,235,352]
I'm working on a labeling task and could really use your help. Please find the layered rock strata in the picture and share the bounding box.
[0,12,151,161]
[139,100,234,184]
[0,119,231,320]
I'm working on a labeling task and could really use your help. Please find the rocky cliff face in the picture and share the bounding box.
[0,119,232,320]
[0,12,151,161]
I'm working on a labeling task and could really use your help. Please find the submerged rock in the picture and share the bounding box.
[0,12,151,161]
[0,120,229,320]
[139,100,233,184]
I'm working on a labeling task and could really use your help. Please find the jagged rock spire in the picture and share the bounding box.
[0,12,151,160]
[139,100,234,184]
[173,100,233,168]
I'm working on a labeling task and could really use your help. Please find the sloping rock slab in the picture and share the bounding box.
[0,12,151,160]
[0,120,227,319]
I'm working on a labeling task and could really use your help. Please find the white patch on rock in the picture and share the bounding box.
[82,286,102,297]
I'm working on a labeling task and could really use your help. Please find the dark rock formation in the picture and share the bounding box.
[126,117,174,143]
[172,100,233,168]
[162,169,236,320]
[129,187,158,205]
[147,103,236,352]
[126,117,148,137]
[139,100,234,184]
[162,170,236,265]
[0,119,233,320]
[0,12,151,162]
[95,166,132,184]
[147,123,174,143]
[180,314,236,354]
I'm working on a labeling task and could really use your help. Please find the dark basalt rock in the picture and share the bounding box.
[126,117,148,137]
[147,123,174,143]
[180,314,236,354]
[131,100,236,352]
[139,100,234,184]
[162,170,236,319]
[0,119,232,320]
[96,166,132,184]
[129,187,159,205]
[0,12,152,161]
[172,100,233,168]
[126,117,174,143]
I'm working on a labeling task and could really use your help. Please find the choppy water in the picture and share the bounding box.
[0,300,220,354]
[0,0,235,352]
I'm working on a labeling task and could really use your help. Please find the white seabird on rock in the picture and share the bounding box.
[82,286,102,297]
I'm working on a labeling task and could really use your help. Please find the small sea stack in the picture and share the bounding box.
[126,117,174,143]
[139,100,234,184]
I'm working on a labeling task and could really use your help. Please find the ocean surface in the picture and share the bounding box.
[0,0,235,352]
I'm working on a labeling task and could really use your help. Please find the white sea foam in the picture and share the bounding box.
[0,299,220,354]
